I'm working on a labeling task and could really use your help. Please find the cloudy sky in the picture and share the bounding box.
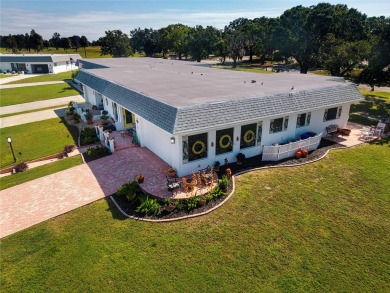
[1,0,389,41]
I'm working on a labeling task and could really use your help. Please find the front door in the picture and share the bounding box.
[122,108,135,128]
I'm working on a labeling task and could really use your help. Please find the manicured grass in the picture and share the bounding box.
[359,89,390,100]
[0,118,78,168]
[5,71,73,84]
[0,155,83,190]
[0,83,78,106]
[0,104,68,118]
[1,139,389,292]
[0,74,14,79]
[309,70,331,76]
[213,65,274,74]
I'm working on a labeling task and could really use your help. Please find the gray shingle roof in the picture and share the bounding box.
[76,59,364,135]
[77,70,177,133]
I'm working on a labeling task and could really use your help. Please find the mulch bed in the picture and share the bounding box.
[110,138,343,221]
[82,150,111,163]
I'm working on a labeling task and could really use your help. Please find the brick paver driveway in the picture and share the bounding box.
[0,144,170,239]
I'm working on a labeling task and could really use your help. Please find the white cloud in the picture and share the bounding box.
[0,8,280,40]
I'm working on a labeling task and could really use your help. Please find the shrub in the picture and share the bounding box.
[100,114,109,120]
[218,175,229,191]
[136,196,161,216]
[236,152,246,163]
[210,186,225,199]
[186,197,198,211]
[116,181,139,202]
[102,110,108,115]
[15,162,28,173]
[86,146,109,158]
[84,112,93,120]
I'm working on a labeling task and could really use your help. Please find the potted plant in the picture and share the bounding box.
[197,195,207,206]
[214,161,221,171]
[100,114,109,121]
[168,167,176,177]
[136,174,144,184]
[163,198,175,212]
[236,153,246,165]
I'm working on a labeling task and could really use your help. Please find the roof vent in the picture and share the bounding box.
[251,80,256,83]
[291,86,294,90]
[261,82,263,85]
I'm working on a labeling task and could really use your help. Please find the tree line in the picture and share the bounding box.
[0,31,90,57]
[1,3,389,86]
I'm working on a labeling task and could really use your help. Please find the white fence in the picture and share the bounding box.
[262,133,322,161]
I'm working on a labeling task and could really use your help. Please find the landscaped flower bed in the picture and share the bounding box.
[111,176,232,220]
[82,145,111,163]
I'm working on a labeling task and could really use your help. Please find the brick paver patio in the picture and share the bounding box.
[0,133,172,238]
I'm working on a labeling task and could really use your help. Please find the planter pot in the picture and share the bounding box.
[136,175,144,184]
[164,205,175,212]
[198,199,207,206]
[168,171,176,177]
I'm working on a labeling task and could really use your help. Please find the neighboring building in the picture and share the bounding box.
[0,54,82,74]
[76,58,364,176]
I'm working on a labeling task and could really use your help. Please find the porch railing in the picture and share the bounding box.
[262,133,322,161]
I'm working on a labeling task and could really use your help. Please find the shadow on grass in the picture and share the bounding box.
[58,116,79,145]
[104,196,128,221]
[368,136,390,146]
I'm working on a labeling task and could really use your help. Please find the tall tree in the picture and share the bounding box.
[80,36,89,57]
[50,32,61,50]
[188,25,220,62]
[158,24,191,59]
[60,37,72,53]
[29,29,44,53]
[99,30,133,58]
[130,28,160,57]
[70,35,81,52]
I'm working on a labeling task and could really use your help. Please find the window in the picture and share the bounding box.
[324,106,342,121]
[112,102,118,121]
[256,121,263,146]
[270,116,289,133]
[216,128,233,155]
[240,123,257,149]
[296,112,311,128]
[188,133,208,161]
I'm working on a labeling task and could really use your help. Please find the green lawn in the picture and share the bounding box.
[0,83,79,106]
[4,71,74,85]
[0,155,83,190]
[0,118,78,168]
[0,104,69,118]
[1,139,389,292]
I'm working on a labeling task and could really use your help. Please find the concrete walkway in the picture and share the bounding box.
[0,107,66,128]
[0,74,40,85]
[0,81,65,89]
[0,95,84,116]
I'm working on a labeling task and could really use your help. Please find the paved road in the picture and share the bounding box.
[0,81,65,89]
[0,95,84,116]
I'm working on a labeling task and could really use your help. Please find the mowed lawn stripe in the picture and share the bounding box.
[0,83,79,106]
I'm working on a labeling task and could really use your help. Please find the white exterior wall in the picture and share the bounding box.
[0,61,76,74]
[82,85,99,106]
[52,61,77,73]
[0,62,12,72]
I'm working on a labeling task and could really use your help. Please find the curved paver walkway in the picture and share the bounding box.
[0,74,40,85]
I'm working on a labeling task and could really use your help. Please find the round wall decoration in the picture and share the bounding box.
[243,130,255,143]
[192,140,206,154]
[219,134,232,149]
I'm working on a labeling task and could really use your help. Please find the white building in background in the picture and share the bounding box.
[0,54,82,74]
[76,58,363,176]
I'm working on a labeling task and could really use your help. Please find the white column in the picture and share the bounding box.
[109,137,115,153]
[97,125,104,141]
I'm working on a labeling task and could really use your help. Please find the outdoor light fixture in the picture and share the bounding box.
[7,136,16,162]
[170,137,175,144]
[236,136,239,141]
[136,118,139,123]
[211,142,214,147]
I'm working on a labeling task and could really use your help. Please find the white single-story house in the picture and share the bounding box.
[75,58,364,176]
[0,54,82,74]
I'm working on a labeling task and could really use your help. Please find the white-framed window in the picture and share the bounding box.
[112,102,118,121]
[296,112,311,128]
[324,106,342,122]
[270,116,289,133]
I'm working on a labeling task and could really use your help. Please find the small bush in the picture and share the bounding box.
[116,181,139,202]
[15,162,28,173]
[210,186,225,199]
[186,197,198,211]
[102,110,108,115]
[100,114,109,120]
[64,145,75,154]
[86,146,109,158]
[218,175,229,191]
[136,196,161,216]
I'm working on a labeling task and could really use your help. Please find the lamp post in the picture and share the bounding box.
[7,136,16,162]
